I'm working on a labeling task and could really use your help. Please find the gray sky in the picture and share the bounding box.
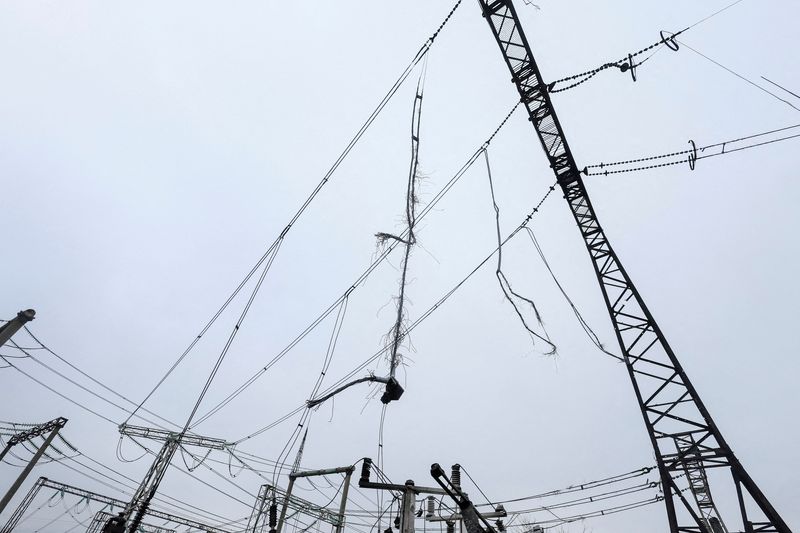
[1,1,798,532]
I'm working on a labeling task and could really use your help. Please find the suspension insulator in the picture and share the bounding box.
[447,521,455,533]
[451,464,461,490]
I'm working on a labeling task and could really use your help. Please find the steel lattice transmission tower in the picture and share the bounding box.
[475,1,791,532]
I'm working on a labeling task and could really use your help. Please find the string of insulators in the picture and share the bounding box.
[447,521,455,533]
[451,464,461,491]
[360,458,373,485]
[269,500,277,532]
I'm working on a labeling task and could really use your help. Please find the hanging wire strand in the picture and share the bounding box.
[522,227,622,362]
[22,326,180,429]
[194,102,521,430]
[238,183,558,443]
[484,149,556,354]
[124,0,465,424]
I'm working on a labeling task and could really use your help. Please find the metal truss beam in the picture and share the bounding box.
[476,1,792,532]
[118,424,229,450]
[0,477,232,533]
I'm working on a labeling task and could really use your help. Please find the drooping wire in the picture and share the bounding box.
[266,293,350,483]
[507,480,659,515]
[124,0,465,425]
[521,227,622,362]
[376,404,389,532]
[179,239,283,435]
[761,76,800,101]
[483,148,556,354]
[7,340,173,431]
[383,59,426,379]
[196,102,521,431]
[548,28,688,93]
[239,184,559,443]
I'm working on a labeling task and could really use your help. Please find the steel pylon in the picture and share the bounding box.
[476,1,791,531]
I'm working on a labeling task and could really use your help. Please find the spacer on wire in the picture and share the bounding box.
[688,139,698,170]
[660,30,680,51]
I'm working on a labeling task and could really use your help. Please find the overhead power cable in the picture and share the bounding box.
[7,340,174,432]
[548,0,750,93]
[194,102,521,431]
[677,40,800,113]
[124,0,465,424]
[583,123,800,176]
[237,182,558,443]
[522,227,622,362]
[548,28,686,93]
[22,326,180,430]
[506,495,663,529]
[484,148,556,354]
[476,465,654,507]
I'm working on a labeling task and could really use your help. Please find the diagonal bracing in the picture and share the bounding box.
[476,1,792,532]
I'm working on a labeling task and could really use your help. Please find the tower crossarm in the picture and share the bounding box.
[86,511,176,533]
[118,424,229,450]
[475,1,792,532]
[6,417,67,446]
[269,484,343,526]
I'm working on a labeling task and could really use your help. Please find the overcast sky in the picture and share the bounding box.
[1,1,798,532]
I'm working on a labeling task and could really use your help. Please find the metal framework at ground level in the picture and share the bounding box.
[0,477,233,533]
[476,1,791,532]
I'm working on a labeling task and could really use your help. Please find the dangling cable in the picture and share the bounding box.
[381,59,427,380]
[522,227,622,362]
[483,149,556,355]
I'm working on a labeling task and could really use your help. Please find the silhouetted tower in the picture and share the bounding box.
[476,1,791,531]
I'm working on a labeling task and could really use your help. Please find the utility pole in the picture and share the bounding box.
[0,309,35,348]
[0,417,66,517]
[476,1,792,531]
